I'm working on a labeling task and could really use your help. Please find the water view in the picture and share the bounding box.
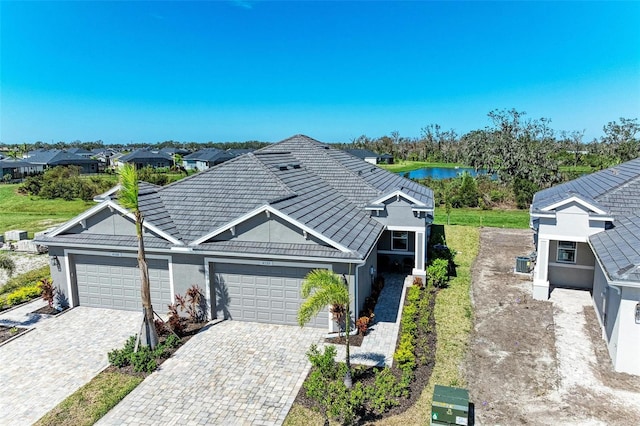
[401,167,496,180]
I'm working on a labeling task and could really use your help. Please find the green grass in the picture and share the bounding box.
[435,207,530,229]
[34,372,143,426]
[558,165,594,173]
[0,185,94,238]
[378,161,464,173]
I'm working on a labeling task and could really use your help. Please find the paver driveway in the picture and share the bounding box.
[99,321,325,426]
[0,304,141,425]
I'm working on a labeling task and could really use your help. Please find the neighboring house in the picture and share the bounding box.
[25,149,99,174]
[118,149,173,169]
[66,147,94,158]
[35,135,434,331]
[345,149,394,165]
[160,147,191,157]
[183,148,235,171]
[530,158,640,375]
[0,159,44,180]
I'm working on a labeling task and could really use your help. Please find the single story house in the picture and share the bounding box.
[0,159,44,180]
[183,148,235,171]
[118,149,173,169]
[530,157,640,375]
[345,149,381,164]
[25,149,99,174]
[66,147,94,158]
[36,135,434,330]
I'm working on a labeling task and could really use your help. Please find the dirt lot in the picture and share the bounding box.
[465,227,640,425]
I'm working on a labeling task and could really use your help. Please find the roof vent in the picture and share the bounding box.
[290,163,301,169]
[278,164,289,171]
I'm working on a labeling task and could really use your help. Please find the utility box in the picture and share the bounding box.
[5,230,27,241]
[515,256,532,273]
[431,385,469,425]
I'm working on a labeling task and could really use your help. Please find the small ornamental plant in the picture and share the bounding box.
[38,278,56,308]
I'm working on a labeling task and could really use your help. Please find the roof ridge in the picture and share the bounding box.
[596,167,640,201]
[321,147,383,195]
[250,153,297,197]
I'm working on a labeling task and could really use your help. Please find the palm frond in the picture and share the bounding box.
[297,269,349,327]
[118,163,139,211]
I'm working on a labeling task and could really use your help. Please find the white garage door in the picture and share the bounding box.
[212,263,328,328]
[74,254,171,312]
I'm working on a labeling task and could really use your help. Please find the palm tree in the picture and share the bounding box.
[298,269,353,388]
[118,163,159,350]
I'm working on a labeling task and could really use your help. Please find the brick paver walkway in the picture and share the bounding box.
[333,273,409,367]
[98,321,325,426]
[0,301,140,425]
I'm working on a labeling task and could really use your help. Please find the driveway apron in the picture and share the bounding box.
[98,321,325,426]
[0,304,141,425]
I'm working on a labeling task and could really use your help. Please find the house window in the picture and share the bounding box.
[392,231,409,251]
[557,241,577,263]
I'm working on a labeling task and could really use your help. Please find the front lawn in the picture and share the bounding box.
[34,372,143,426]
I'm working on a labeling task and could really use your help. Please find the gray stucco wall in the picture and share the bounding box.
[371,198,426,228]
[548,241,595,289]
[66,207,162,239]
[170,253,207,299]
[592,261,608,330]
[356,247,377,316]
[48,246,71,304]
[212,214,324,245]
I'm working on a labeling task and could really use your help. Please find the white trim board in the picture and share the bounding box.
[47,199,183,246]
[541,195,608,215]
[370,190,428,207]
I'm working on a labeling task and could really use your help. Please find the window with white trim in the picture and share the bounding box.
[557,241,577,263]
[392,231,409,251]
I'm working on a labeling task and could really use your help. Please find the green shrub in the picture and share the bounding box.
[107,336,136,367]
[6,284,41,306]
[428,258,449,288]
[131,347,157,373]
[307,344,340,380]
[365,369,402,413]
[1,266,51,296]
[394,337,415,372]
[0,255,16,276]
[406,286,420,303]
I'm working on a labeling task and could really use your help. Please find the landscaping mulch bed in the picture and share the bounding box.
[0,325,29,345]
[107,321,208,379]
[31,305,69,316]
[294,285,438,422]
[325,333,364,347]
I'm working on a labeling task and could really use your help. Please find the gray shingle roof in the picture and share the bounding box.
[590,215,640,284]
[120,150,173,162]
[532,157,640,217]
[45,135,433,261]
[184,148,233,163]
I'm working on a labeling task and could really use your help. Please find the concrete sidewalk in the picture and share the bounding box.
[333,273,409,367]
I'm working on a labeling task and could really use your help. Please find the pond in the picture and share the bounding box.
[400,167,497,180]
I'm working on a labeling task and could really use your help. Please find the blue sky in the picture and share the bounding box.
[1,1,639,144]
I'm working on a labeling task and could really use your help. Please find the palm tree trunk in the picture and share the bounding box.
[137,215,158,350]
[343,275,352,388]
